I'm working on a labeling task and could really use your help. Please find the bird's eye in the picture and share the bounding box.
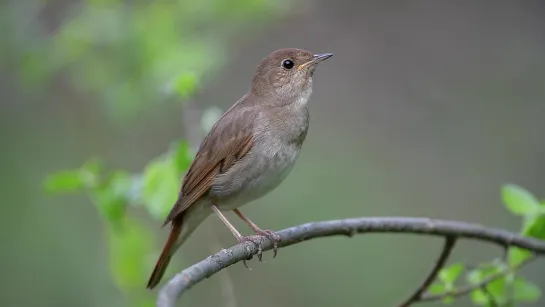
[282,59,294,70]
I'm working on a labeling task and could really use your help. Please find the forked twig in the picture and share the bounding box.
[398,236,457,307]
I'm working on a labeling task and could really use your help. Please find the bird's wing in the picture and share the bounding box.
[162,108,256,225]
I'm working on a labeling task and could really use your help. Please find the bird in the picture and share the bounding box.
[146,48,333,289]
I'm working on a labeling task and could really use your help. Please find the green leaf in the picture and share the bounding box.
[521,215,545,239]
[427,282,456,305]
[470,289,488,305]
[501,184,540,216]
[171,141,192,175]
[45,158,104,193]
[429,263,464,305]
[485,277,507,304]
[92,186,127,224]
[142,157,179,220]
[173,72,199,99]
[513,277,541,302]
[44,170,84,193]
[439,263,464,285]
[108,217,153,290]
[467,264,501,285]
[89,170,133,223]
[428,282,446,295]
[508,247,532,267]
[469,279,507,306]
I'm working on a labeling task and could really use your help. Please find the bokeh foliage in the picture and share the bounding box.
[3,0,288,119]
[6,0,291,305]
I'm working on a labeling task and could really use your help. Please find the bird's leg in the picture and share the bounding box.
[233,209,281,258]
[211,205,258,267]
[211,205,243,239]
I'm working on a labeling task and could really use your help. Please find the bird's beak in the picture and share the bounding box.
[297,53,334,70]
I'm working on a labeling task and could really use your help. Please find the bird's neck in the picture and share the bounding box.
[246,81,313,109]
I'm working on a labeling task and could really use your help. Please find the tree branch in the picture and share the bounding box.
[156,217,545,307]
[398,236,457,307]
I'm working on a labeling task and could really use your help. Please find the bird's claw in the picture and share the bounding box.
[254,229,281,258]
[237,230,281,269]
[242,255,253,269]
[238,235,264,269]
[238,235,265,261]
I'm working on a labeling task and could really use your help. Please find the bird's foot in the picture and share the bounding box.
[237,230,281,268]
[237,235,264,269]
[253,229,281,258]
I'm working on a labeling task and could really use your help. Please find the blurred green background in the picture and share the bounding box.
[1,1,545,306]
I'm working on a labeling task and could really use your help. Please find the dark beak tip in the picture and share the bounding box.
[315,52,333,58]
[313,53,334,63]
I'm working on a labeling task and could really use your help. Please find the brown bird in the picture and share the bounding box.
[146,48,333,289]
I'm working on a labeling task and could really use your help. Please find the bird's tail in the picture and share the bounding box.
[146,220,184,289]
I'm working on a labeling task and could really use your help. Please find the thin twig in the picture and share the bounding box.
[155,217,545,307]
[480,285,498,307]
[398,236,457,307]
[419,256,537,302]
[206,223,239,307]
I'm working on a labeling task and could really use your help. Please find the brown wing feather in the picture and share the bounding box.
[162,109,256,225]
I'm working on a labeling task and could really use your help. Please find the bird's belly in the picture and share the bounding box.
[209,143,301,210]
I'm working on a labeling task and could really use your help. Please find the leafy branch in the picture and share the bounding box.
[419,256,537,304]
[44,142,194,306]
[398,184,545,307]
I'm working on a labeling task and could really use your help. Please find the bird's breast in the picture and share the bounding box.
[209,105,309,209]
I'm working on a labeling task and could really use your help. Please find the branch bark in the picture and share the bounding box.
[156,217,545,307]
